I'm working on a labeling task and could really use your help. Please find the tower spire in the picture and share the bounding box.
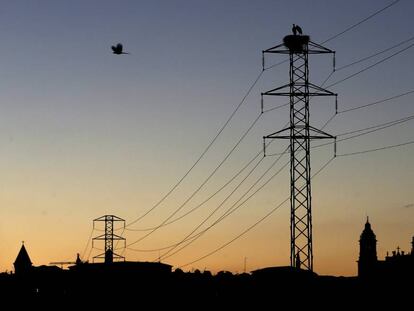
[14,242,33,274]
[358,218,377,277]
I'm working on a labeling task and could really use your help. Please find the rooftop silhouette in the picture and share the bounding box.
[14,242,32,275]
[0,219,411,307]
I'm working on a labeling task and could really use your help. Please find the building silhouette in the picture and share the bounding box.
[1,221,412,306]
[358,217,377,277]
[13,242,33,275]
[357,218,413,279]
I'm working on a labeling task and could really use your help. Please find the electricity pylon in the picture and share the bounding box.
[262,32,337,271]
[92,215,126,263]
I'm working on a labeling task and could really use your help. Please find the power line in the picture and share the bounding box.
[298,3,411,132]
[177,156,335,269]
[266,112,414,156]
[115,0,404,260]
[337,139,414,157]
[114,227,125,250]
[124,128,288,253]
[312,38,414,129]
[320,38,410,92]
[338,114,414,137]
[327,41,414,88]
[319,35,414,128]
[266,44,414,118]
[321,0,401,44]
[126,70,265,228]
[337,114,414,141]
[264,68,335,116]
[126,113,263,246]
[125,233,202,253]
[265,0,401,70]
[223,31,414,270]
[321,71,335,87]
[86,245,95,262]
[158,147,289,260]
[262,102,290,114]
[319,88,414,132]
[124,0,404,233]
[125,141,272,232]
[336,35,414,71]
[142,156,267,255]
[312,113,414,150]
[129,49,410,262]
[162,159,290,262]
[339,89,414,114]
[320,113,337,130]
[166,18,411,258]
[177,197,288,269]
[125,147,289,254]
[126,126,287,245]
[80,227,94,261]
[264,58,289,71]
[172,0,403,270]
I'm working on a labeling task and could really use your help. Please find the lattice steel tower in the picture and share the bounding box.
[262,32,336,271]
[92,215,126,263]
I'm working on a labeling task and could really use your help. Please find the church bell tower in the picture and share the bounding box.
[358,217,378,277]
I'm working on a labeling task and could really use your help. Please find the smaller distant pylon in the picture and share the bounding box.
[92,215,126,263]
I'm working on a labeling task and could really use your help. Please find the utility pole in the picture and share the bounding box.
[92,215,126,263]
[262,30,336,271]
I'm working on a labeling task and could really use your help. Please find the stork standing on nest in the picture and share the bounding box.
[292,24,303,35]
[292,24,297,35]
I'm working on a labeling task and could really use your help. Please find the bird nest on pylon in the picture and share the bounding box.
[283,35,310,53]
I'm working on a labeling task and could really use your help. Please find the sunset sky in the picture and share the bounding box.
[0,0,413,276]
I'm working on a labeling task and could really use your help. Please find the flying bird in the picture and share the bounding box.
[111,43,130,55]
